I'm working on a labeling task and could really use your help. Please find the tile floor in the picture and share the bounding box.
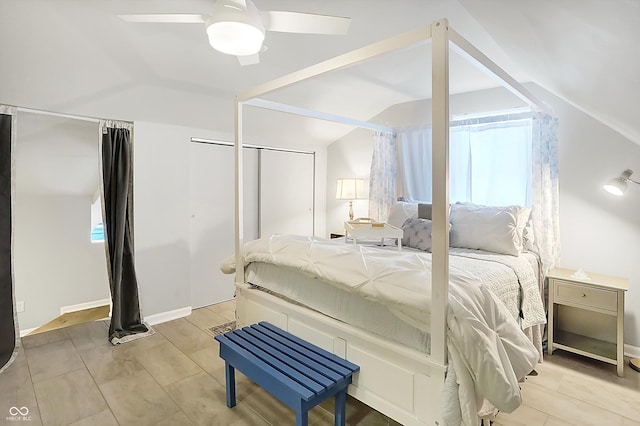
[1,299,638,425]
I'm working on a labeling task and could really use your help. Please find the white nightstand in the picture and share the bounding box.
[344,222,403,251]
[547,267,628,377]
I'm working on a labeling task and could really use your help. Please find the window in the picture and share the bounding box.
[90,195,104,243]
[91,222,104,243]
[397,110,533,207]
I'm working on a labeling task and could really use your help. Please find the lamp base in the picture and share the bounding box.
[348,201,354,221]
[631,358,640,373]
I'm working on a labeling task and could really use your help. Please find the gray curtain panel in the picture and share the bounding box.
[102,126,150,344]
[0,113,16,369]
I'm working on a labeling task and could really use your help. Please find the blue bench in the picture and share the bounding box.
[215,322,360,426]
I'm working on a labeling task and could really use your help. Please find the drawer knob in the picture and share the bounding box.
[581,293,586,297]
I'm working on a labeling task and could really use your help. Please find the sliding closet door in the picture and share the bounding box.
[260,150,314,237]
[189,143,258,309]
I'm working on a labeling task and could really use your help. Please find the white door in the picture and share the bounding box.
[189,143,259,309]
[259,149,314,238]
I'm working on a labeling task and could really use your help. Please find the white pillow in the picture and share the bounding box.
[387,201,418,228]
[449,203,531,256]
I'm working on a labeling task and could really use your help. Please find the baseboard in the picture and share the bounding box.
[625,343,640,358]
[144,306,192,326]
[19,327,37,338]
[18,306,191,337]
[60,298,111,315]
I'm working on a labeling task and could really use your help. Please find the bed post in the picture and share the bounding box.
[431,18,450,368]
[234,97,244,286]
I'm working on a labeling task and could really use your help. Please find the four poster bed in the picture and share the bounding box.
[226,19,550,426]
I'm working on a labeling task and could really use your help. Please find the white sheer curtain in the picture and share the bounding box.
[397,116,533,207]
[397,126,473,203]
[368,131,396,222]
[530,113,560,274]
[397,126,432,201]
[462,119,532,206]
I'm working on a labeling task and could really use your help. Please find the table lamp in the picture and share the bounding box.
[336,178,367,221]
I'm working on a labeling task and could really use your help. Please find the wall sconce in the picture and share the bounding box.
[603,169,640,196]
[336,178,367,221]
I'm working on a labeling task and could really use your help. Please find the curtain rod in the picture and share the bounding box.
[190,137,315,155]
[396,111,536,132]
[450,111,535,127]
[16,106,132,125]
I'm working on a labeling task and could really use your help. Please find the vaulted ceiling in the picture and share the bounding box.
[1,0,638,149]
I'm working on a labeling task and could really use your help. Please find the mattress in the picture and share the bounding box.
[242,245,544,355]
[245,262,431,352]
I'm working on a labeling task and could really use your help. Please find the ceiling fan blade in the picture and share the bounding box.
[226,0,247,10]
[262,11,351,35]
[117,14,206,24]
[237,53,260,66]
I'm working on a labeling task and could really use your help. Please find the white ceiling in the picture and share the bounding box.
[1,0,638,149]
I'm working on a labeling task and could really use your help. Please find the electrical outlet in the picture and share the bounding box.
[16,301,24,313]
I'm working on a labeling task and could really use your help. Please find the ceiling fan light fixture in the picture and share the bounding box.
[207,21,264,55]
[206,0,265,56]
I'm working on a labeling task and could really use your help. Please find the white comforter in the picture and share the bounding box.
[221,235,539,425]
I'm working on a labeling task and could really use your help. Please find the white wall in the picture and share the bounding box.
[133,121,327,318]
[326,84,640,348]
[536,84,640,351]
[133,122,226,317]
[14,195,110,330]
[327,128,373,234]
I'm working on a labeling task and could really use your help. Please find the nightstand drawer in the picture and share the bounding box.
[554,280,617,312]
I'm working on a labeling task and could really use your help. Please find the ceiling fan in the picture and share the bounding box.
[118,0,351,65]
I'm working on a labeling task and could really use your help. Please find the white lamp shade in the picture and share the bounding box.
[336,178,368,200]
[206,0,265,56]
[603,178,627,196]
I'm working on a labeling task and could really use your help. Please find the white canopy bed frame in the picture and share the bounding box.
[231,19,548,426]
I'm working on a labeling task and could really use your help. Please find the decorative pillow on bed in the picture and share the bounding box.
[387,201,419,228]
[401,217,433,251]
[449,202,531,256]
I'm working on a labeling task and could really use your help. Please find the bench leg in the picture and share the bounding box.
[224,362,236,408]
[334,389,347,426]
[296,410,309,426]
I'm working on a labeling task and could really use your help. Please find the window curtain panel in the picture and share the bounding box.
[397,127,433,202]
[100,120,153,345]
[397,118,532,207]
[368,131,396,222]
[0,105,18,374]
[396,125,474,202]
[397,125,477,203]
[530,113,560,274]
[455,119,533,207]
